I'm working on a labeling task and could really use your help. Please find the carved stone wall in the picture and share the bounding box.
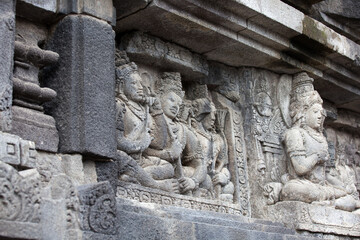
[1,0,360,239]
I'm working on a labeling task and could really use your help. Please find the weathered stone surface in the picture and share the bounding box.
[83,160,98,184]
[59,0,116,25]
[43,14,116,159]
[20,138,37,168]
[16,0,57,23]
[0,131,37,168]
[115,0,360,114]
[41,174,82,240]
[78,181,118,236]
[0,0,15,132]
[114,198,318,240]
[113,0,150,19]
[120,31,209,80]
[61,154,85,186]
[266,201,360,237]
[0,131,21,165]
[11,105,59,152]
[9,19,60,152]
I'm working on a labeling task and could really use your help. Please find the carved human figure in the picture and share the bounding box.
[192,98,234,201]
[327,145,360,212]
[143,72,206,196]
[115,62,178,192]
[281,73,347,204]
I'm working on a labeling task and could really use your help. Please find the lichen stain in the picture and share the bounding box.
[302,16,328,46]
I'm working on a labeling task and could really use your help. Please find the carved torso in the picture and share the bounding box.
[285,126,328,184]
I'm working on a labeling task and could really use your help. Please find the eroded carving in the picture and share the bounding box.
[0,161,41,223]
[274,72,360,212]
[78,181,117,235]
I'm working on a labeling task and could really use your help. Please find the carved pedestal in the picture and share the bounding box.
[265,201,360,238]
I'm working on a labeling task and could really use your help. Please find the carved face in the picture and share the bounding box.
[202,105,216,131]
[305,103,323,131]
[122,72,144,102]
[161,92,182,119]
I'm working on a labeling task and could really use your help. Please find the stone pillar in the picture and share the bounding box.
[43,14,116,159]
[0,0,16,132]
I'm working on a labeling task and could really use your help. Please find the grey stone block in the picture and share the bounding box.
[83,160,98,184]
[59,0,116,25]
[0,131,21,165]
[43,15,116,159]
[41,199,66,240]
[16,0,57,23]
[0,220,41,240]
[20,139,37,168]
[11,105,59,152]
[120,31,209,80]
[61,154,85,186]
[0,0,15,131]
[113,0,150,19]
[78,181,117,236]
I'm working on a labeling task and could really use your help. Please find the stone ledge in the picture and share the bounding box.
[117,181,247,216]
[0,220,41,239]
[265,201,360,237]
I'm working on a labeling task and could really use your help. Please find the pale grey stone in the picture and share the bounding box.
[0,131,21,165]
[20,139,37,168]
[83,160,98,184]
[61,154,85,186]
[41,199,66,240]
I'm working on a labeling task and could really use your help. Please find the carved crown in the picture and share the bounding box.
[156,72,185,98]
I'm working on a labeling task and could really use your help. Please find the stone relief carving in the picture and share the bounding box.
[263,72,360,213]
[78,181,117,236]
[0,161,41,223]
[112,51,248,212]
[191,98,234,201]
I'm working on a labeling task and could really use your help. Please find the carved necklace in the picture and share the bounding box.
[303,126,326,143]
[119,94,146,121]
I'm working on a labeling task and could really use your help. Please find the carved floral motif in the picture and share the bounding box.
[78,182,117,235]
[0,161,40,223]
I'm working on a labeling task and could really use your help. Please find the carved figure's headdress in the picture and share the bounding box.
[192,98,215,122]
[289,72,324,126]
[115,50,138,88]
[156,72,185,98]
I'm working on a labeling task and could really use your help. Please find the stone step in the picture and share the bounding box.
[115,198,318,240]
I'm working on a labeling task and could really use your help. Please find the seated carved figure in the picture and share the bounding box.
[281,73,347,204]
[327,146,360,212]
[115,61,178,192]
[192,98,234,201]
[143,72,206,196]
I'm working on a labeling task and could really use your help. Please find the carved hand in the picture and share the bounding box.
[178,177,196,193]
[212,172,228,186]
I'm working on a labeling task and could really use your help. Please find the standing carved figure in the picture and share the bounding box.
[192,98,234,201]
[281,73,349,206]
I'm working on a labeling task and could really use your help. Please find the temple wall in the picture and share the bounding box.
[1,0,360,239]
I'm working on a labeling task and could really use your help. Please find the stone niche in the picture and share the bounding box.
[96,31,251,217]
